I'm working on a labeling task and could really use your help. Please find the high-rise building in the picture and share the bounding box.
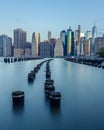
[91,24,97,55]
[14,28,26,57]
[86,31,92,39]
[38,41,53,58]
[25,42,32,56]
[0,36,3,56]
[32,32,40,57]
[67,27,74,56]
[85,38,91,55]
[50,38,57,56]
[80,37,86,56]
[6,37,12,56]
[0,34,12,56]
[60,30,67,56]
[50,38,57,47]
[95,36,104,53]
[48,30,51,42]
[77,25,81,56]
[54,38,63,57]
[60,30,66,45]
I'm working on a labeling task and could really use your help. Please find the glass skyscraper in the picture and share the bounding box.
[91,24,97,55]
[67,27,74,56]
[14,28,26,57]
[54,38,63,57]
[32,32,40,57]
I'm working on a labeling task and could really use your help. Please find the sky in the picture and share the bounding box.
[0,0,104,41]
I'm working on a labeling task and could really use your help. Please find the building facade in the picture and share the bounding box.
[32,32,40,57]
[38,41,53,58]
[95,36,104,53]
[54,38,63,57]
[0,36,3,56]
[91,25,97,55]
[86,30,92,40]
[25,42,32,56]
[75,25,81,56]
[67,27,74,56]
[60,30,67,56]
[14,28,26,57]
[0,35,12,56]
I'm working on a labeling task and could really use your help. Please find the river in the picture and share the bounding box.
[0,58,104,130]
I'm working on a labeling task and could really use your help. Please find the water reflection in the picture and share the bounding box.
[27,81,34,86]
[44,95,49,102]
[49,101,61,115]
[44,94,61,115]
[12,102,24,114]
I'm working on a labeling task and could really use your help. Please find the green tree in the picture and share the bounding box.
[97,47,104,58]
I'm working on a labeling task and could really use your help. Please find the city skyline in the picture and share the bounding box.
[0,0,104,41]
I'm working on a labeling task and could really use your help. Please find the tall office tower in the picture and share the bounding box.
[85,38,92,55]
[14,28,26,57]
[0,34,12,56]
[60,30,67,56]
[6,37,12,56]
[50,38,57,47]
[67,27,74,56]
[80,37,86,56]
[38,41,53,58]
[91,24,97,55]
[60,30,66,45]
[94,36,104,53]
[75,30,78,56]
[32,32,40,57]
[25,42,32,56]
[48,30,51,42]
[77,25,81,56]
[0,36,3,56]
[86,31,92,40]
[54,38,63,57]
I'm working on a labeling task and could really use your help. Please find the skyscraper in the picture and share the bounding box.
[86,30,92,40]
[0,36,3,56]
[67,27,74,56]
[48,30,51,42]
[94,36,104,53]
[91,24,97,55]
[32,32,40,56]
[14,28,26,57]
[80,37,86,56]
[38,41,53,58]
[0,34,12,56]
[54,38,63,57]
[60,30,66,56]
[77,25,81,56]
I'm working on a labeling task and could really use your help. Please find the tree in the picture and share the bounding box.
[97,47,104,58]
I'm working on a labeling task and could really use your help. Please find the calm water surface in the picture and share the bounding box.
[0,58,104,130]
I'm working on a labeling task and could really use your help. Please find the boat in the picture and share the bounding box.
[12,91,24,104]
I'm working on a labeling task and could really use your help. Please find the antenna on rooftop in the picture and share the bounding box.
[94,20,96,26]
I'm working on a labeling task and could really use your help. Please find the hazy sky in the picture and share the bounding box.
[0,0,104,41]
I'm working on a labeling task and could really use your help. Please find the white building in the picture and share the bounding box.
[54,38,63,57]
